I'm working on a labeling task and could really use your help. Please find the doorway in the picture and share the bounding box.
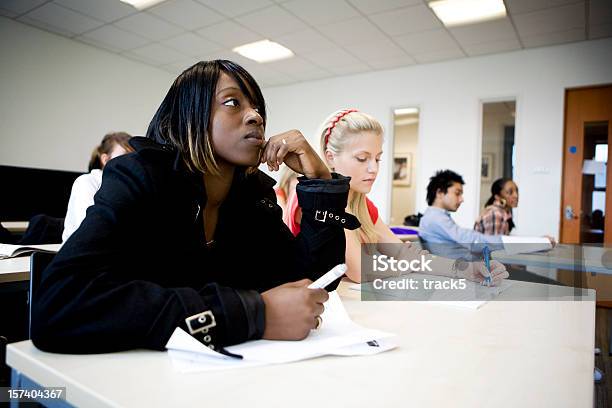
[479,101,516,210]
[390,107,419,226]
[560,85,612,244]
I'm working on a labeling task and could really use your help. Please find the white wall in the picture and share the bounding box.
[263,38,612,238]
[0,17,174,172]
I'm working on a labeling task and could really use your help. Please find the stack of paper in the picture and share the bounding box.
[166,291,395,372]
[500,236,553,255]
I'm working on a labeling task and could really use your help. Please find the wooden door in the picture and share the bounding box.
[560,85,612,244]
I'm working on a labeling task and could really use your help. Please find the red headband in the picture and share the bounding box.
[324,108,358,149]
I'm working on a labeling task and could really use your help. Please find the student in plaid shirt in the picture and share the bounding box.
[474,178,517,235]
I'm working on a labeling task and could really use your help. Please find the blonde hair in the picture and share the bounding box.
[277,166,298,198]
[318,109,383,244]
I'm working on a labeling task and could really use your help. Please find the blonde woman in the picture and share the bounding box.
[288,109,508,284]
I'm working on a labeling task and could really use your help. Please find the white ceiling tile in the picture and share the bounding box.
[347,0,421,15]
[344,39,407,59]
[368,54,416,70]
[304,47,362,70]
[21,2,104,36]
[328,62,371,75]
[196,20,263,48]
[17,14,74,36]
[317,17,387,46]
[0,0,46,16]
[274,29,336,54]
[463,38,522,56]
[78,24,150,51]
[77,35,124,53]
[449,18,517,46]
[394,29,458,55]
[302,46,363,68]
[590,23,612,40]
[265,56,324,76]
[590,0,612,26]
[234,5,308,37]
[413,47,465,64]
[54,0,135,23]
[127,42,188,65]
[147,0,224,30]
[521,28,585,47]
[160,59,200,74]
[370,4,442,37]
[505,0,581,15]
[281,0,359,26]
[161,32,222,56]
[0,8,17,17]
[195,0,273,18]
[113,11,184,41]
[292,68,333,82]
[513,3,585,37]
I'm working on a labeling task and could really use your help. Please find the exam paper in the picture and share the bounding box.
[166,291,395,372]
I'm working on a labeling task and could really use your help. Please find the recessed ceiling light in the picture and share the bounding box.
[233,40,294,63]
[394,108,419,115]
[119,0,167,11]
[428,0,506,27]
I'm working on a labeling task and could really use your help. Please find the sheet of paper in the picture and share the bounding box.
[166,291,395,372]
[501,236,552,255]
[226,292,394,363]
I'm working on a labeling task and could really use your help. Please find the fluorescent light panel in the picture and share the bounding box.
[428,0,506,27]
[233,40,294,63]
[119,0,167,10]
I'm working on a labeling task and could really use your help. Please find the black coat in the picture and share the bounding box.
[31,137,358,354]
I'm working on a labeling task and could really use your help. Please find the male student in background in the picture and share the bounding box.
[419,169,502,249]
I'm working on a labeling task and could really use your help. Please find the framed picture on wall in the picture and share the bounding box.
[481,153,494,182]
[393,153,411,186]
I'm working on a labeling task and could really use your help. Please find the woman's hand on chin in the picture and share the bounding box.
[261,130,331,180]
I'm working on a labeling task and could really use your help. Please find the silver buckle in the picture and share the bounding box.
[185,310,216,335]
[314,210,328,222]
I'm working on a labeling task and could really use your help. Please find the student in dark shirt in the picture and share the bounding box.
[31,60,359,354]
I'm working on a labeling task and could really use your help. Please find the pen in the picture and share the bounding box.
[308,264,347,289]
[482,246,492,286]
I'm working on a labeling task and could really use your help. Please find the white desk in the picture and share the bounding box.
[6,280,595,407]
[0,244,62,284]
[0,257,31,284]
[493,244,612,274]
[1,221,29,233]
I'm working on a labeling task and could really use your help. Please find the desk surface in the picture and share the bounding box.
[0,244,62,283]
[7,280,595,408]
[493,244,612,274]
[1,221,29,233]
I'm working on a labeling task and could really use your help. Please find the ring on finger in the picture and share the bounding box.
[314,315,322,330]
[282,139,287,145]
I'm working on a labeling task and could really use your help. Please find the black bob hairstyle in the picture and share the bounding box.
[146,60,267,175]
[426,169,465,206]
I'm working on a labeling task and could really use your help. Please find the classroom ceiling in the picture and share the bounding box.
[2,0,611,87]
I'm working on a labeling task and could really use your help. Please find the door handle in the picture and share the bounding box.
[564,205,579,220]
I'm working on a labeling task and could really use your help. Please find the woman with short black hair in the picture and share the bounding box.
[32,60,357,354]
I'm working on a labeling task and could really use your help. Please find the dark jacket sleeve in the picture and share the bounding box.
[258,173,359,292]
[31,157,264,354]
